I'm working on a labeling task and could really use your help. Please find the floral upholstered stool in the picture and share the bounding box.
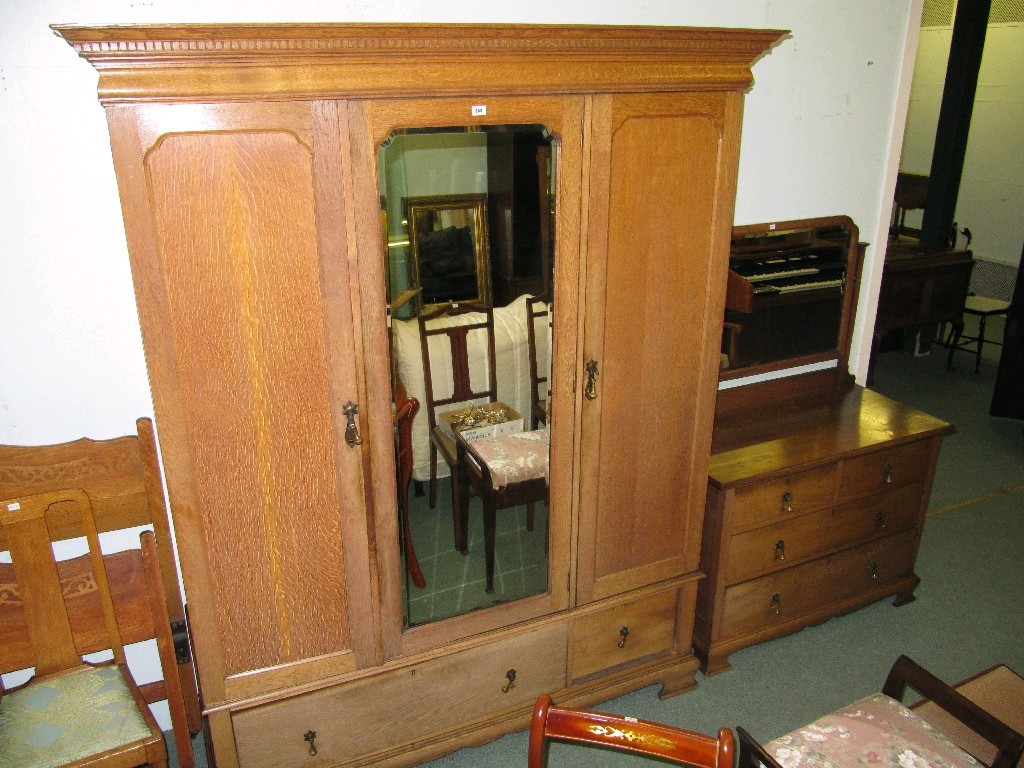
[764,693,980,768]
[455,430,549,593]
[738,657,1024,768]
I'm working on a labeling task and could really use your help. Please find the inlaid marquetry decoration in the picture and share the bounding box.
[588,724,677,750]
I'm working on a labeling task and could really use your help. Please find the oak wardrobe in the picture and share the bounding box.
[56,23,782,768]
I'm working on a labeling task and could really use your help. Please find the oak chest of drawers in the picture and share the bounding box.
[694,385,953,675]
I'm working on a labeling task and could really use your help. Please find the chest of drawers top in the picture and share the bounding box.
[708,385,953,490]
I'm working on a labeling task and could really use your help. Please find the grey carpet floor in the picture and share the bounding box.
[172,325,1023,768]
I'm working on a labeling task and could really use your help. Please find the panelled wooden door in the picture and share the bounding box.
[576,91,742,603]
[104,101,377,705]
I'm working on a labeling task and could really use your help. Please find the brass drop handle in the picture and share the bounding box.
[343,401,363,447]
[781,491,793,514]
[868,560,879,580]
[883,462,894,484]
[875,510,887,529]
[584,359,599,400]
[618,626,630,648]
[774,539,786,561]
[304,730,318,756]
[771,593,782,615]
[502,668,517,693]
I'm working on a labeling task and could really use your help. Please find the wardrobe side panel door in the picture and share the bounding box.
[106,103,369,703]
[578,92,735,603]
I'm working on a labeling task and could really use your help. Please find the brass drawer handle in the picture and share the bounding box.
[875,510,887,529]
[343,401,363,447]
[781,491,793,514]
[304,730,318,756]
[774,539,786,561]
[770,593,782,615]
[883,462,893,484]
[868,560,879,579]
[502,668,517,693]
[618,626,630,648]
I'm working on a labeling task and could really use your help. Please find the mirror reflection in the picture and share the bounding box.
[380,125,556,628]
[406,193,491,306]
[720,218,857,378]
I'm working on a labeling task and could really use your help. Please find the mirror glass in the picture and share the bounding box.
[380,125,556,628]
[720,219,857,379]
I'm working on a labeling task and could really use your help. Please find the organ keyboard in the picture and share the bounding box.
[722,216,863,375]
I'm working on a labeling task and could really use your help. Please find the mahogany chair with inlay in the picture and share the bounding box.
[0,418,199,767]
[0,490,169,768]
[394,378,425,589]
[417,302,498,536]
[528,694,735,768]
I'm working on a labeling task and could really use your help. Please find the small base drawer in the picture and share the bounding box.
[233,622,567,768]
[569,587,687,682]
[720,530,918,639]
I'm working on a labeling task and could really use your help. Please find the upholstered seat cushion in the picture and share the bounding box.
[766,693,980,768]
[470,430,549,488]
[0,664,152,768]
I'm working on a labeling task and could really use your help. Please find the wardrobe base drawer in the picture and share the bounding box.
[232,622,568,768]
[720,530,918,639]
[569,585,691,682]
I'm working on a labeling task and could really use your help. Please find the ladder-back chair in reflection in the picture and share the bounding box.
[526,295,551,429]
[0,490,171,768]
[417,302,498,527]
[0,417,200,767]
[528,694,735,768]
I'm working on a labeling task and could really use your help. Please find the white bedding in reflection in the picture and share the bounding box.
[392,294,550,482]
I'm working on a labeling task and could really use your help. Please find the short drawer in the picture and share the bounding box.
[569,587,688,682]
[726,483,925,583]
[720,529,918,639]
[232,622,568,768]
[837,440,935,503]
[729,464,837,534]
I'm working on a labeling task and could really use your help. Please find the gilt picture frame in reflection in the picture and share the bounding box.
[405,193,491,307]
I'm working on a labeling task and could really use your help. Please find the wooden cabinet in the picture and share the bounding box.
[695,386,952,676]
[56,23,782,768]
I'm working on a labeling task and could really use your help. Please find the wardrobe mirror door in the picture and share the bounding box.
[380,124,555,627]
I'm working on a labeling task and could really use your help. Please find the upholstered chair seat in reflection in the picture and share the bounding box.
[456,429,549,593]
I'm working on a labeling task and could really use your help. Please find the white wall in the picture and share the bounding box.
[901,22,1024,268]
[0,0,920,729]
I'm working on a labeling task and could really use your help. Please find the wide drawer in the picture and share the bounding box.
[729,464,837,534]
[837,439,935,503]
[726,483,925,583]
[232,622,567,768]
[720,529,918,639]
[569,586,690,682]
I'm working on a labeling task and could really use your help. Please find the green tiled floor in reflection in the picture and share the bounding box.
[402,480,549,626]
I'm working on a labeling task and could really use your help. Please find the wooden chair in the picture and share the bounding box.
[394,378,425,589]
[525,295,550,429]
[0,490,169,768]
[890,171,929,240]
[738,656,1024,768]
[528,693,735,768]
[454,429,548,593]
[945,294,1012,374]
[417,302,498,524]
[0,417,200,767]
